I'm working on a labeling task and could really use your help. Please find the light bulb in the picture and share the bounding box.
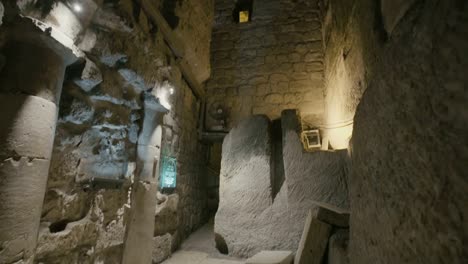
[73,3,82,12]
[169,88,174,95]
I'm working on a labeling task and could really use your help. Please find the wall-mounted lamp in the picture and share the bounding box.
[72,3,82,12]
[153,81,175,111]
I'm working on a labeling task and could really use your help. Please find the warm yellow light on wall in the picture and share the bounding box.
[239,10,250,23]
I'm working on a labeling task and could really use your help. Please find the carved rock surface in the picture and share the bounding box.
[215,112,349,258]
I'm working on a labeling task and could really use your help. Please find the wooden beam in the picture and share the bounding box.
[137,0,205,99]
[138,0,185,58]
[177,58,205,98]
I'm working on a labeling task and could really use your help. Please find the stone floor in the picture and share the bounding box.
[162,219,245,264]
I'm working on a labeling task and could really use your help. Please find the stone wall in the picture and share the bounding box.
[33,1,214,263]
[321,0,468,263]
[206,0,325,130]
[350,1,468,263]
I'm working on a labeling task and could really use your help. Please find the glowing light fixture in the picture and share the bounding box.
[159,156,177,189]
[72,3,82,12]
[239,10,250,23]
[169,88,174,95]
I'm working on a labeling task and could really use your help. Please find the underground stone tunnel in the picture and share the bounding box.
[0,0,466,264]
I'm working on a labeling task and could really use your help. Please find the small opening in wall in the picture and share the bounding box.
[233,0,253,23]
[49,219,70,233]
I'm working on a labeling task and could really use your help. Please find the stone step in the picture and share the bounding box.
[245,251,294,264]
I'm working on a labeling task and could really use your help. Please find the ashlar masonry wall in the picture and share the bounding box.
[207,0,325,129]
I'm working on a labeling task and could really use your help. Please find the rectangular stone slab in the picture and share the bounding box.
[312,203,350,228]
[294,210,332,264]
[246,251,294,264]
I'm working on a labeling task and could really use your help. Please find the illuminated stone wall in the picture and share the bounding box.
[321,0,468,263]
[320,0,383,149]
[207,0,325,130]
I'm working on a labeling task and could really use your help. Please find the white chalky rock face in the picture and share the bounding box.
[215,111,349,258]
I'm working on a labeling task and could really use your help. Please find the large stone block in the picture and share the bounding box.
[152,234,173,263]
[282,110,349,211]
[311,202,350,228]
[215,115,273,257]
[294,210,332,264]
[74,58,103,92]
[215,112,350,258]
[0,94,57,159]
[246,251,294,264]
[36,218,100,260]
[154,193,179,236]
[0,157,51,264]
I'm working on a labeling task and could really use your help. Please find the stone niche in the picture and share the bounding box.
[215,110,349,258]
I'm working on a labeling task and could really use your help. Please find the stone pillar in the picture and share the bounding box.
[122,92,169,264]
[0,19,76,264]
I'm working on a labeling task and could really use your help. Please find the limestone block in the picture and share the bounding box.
[281,110,349,210]
[76,159,128,183]
[294,210,332,264]
[152,234,173,263]
[246,251,294,264]
[328,229,349,264]
[74,58,103,92]
[0,94,57,159]
[35,218,100,260]
[311,202,350,228]
[215,115,273,257]
[154,193,180,236]
[0,158,51,264]
[41,189,89,223]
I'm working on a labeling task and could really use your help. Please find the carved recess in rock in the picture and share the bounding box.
[215,111,349,258]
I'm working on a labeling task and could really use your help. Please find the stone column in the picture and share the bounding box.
[122,92,169,264]
[0,19,76,264]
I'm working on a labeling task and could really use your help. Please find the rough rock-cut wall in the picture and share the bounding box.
[321,0,383,149]
[349,0,468,263]
[207,0,325,130]
[215,110,348,258]
[34,0,214,263]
